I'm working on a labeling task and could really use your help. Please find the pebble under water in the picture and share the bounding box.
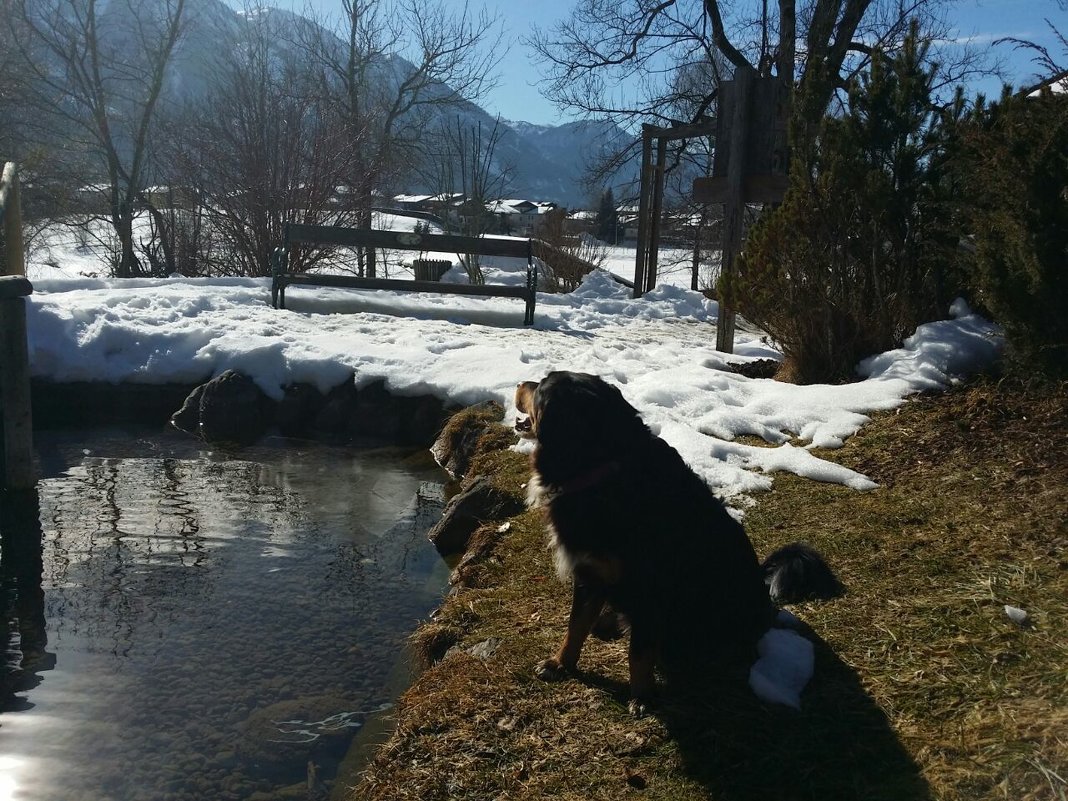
[0,427,450,801]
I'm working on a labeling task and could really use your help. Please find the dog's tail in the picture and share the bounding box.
[761,542,844,605]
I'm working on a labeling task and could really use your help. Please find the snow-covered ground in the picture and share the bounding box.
[598,241,718,290]
[27,211,453,281]
[22,219,1003,508]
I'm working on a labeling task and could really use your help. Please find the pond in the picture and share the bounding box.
[0,426,450,801]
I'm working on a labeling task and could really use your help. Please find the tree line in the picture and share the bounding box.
[0,0,504,279]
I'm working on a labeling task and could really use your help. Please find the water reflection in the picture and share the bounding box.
[1,491,53,710]
[0,428,448,801]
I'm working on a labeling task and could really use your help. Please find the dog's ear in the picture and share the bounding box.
[534,372,646,468]
[514,381,539,416]
[514,380,540,435]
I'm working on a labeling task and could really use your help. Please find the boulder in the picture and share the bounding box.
[427,475,524,556]
[170,383,205,436]
[170,370,273,444]
[430,400,505,479]
[237,693,368,767]
[313,380,358,433]
[170,372,451,447]
[198,370,274,444]
[275,382,327,438]
[450,523,508,588]
[398,394,449,446]
[343,380,449,447]
[348,379,402,441]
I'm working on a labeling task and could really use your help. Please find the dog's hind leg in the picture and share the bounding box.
[536,575,605,680]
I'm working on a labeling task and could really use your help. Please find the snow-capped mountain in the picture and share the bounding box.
[23,0,638,207]
[500,119,636,206]
[166,0,637,207]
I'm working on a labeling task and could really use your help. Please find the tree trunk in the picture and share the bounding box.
[113,202,139,278]
[144,203,177,276]
[691,212,706,292]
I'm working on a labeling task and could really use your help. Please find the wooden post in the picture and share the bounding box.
[694,77,787,352]
[645,135,668,294]
[714,70,753,354]
[1,163,26,277]
[0,276,34,489]
[632,132,653,297]
[635,120,717,298]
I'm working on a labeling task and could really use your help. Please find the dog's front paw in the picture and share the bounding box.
[535,657,569,682]
[627,696,654,718]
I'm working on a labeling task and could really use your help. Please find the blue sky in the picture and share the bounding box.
[233,0,1066,124]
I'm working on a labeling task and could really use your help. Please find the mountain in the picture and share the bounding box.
[25,0,637,208]
[161,0,637,208]
[501,120,636,207]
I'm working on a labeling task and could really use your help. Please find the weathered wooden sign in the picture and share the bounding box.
[691,73,789,353]
[693,75,789,204]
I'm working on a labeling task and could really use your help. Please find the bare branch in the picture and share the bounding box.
[7,0,187,276]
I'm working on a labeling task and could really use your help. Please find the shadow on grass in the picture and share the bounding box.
[649,628,931,801]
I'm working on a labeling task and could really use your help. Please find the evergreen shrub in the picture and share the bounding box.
[724,27,961,383]
[956,90,1068,377]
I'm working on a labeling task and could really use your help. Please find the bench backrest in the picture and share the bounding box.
[286,223,533,262]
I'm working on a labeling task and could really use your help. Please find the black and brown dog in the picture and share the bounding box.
[515,370,842,714]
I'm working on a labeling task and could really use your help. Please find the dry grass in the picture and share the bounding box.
[348,377,1067,801]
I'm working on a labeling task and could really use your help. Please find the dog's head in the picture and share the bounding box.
[514,380,540,437]
[515,371,648,480]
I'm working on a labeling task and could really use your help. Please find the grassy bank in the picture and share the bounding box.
[348,377,1067,801]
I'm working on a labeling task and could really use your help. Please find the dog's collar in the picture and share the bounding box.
[553,461,620,497]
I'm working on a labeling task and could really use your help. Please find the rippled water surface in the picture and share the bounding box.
[0,427,449,801]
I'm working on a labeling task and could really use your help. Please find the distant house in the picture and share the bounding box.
[564,209,597,236]
[389,194,563,235]
[71,183,112,214]
[486,199,558,235]
[484,199,521,233]
[617,205,640,240]
[330,186,388,209]
[392,193,464,215]
[392,193,433,211]
[142,185,201,210]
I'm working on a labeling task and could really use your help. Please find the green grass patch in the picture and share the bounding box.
[350,378,1067,801]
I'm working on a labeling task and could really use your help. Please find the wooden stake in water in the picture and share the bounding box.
[1,163,26,277]
[0,163,34,489]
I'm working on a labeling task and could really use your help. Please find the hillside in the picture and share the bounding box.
[77,0,638,207]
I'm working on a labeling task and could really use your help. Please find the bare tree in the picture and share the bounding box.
[8,0,186,277]
[423,115,513,283]
[997,1,1068,92]
[530,0,990,182]
[298,0,503,277]
[0,11,26,157]
[172,12,355,277]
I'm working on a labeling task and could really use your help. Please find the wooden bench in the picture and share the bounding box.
[271,223,538,325]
